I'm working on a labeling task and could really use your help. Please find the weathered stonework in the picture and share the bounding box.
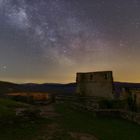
[76,71,114,99]
[95,109,140,125]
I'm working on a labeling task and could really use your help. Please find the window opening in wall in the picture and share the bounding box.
[81,75,85,81]
[104,74,108,80]
[90,74,93,80]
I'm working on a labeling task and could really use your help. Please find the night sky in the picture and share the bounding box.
[0,0,140,83]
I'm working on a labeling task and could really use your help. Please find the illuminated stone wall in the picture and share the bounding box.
[76,71,114,99]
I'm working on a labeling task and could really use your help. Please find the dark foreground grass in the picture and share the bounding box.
[0,119,49,140]
[0,98,28,121]
[0,98,51,140]
[54,103,140,140]
[0,99,140,140]
[0,98,28,108]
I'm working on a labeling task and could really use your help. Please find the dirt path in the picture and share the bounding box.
[35,104,99,140]
[39,104,60,118]
[70,132,98,140]
[15,104,99,140]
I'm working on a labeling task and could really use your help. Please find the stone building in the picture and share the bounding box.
[114,82,140,105]
[76,71,114,99]
[119,87,140,106]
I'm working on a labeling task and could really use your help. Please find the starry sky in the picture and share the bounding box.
[0,0,140,83]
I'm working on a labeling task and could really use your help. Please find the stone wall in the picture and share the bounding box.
[120,110,140,125]
[76,71,113,99]
[95,109,140,125]
[55,95,100,110]
[56,95,140,125]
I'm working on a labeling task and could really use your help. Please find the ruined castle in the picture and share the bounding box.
[76,71,114,99]
[76,71,140,106]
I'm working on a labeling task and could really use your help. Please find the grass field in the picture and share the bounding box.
[54,103,140,140]
[0,98,51,140]
[0,98,28,107]
[0,98,28,120]
[0,99,140,140]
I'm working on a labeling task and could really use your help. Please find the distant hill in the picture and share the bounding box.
[0,80,140,96]
[0,81,21,94]
[114,82,140,94]
[114,82,140,88]
[0,81,76,95]
[20,83,76,95]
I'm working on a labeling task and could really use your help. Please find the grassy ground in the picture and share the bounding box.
[0,99,140,140]
[0,98,28,121]
[0,98,28,106]
[0,98,51,140]
[0,119,50,140]
[54,103,140,140]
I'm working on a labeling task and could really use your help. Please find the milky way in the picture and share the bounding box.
[0,0,140,83]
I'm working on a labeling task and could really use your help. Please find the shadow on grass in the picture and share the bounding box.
[0,117,52,140]
[54,103,140,140]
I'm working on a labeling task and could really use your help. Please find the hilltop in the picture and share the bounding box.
[0,81,76,95]
[0,80,140,95]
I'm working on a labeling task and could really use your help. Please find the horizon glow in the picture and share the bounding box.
[0,0,140,83]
